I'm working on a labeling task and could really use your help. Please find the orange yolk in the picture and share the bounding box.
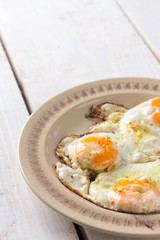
[111,179,160,199]
[152,97,160,108]
[151,97,160,126]
[108,180,160,213]
[153,113,160,126]
[75,136,118,172]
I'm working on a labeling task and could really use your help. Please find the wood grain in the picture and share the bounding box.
[116,0,160,62]
[1,0,160,111]
[0,43,79,240]
[1,0,160,239]
[82,228,151,240]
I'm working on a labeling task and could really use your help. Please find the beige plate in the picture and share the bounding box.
[18,77,160,239]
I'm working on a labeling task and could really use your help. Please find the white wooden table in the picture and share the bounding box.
[0,0,160,239]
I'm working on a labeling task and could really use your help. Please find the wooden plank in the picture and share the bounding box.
[1,0,160,239]
[116,0,160,62]
[1,0,160,111]
[82,228,151,240]
[0,43,79,240]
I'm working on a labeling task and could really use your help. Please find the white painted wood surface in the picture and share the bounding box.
[1,0,160,111]
[116,0,160,62]
[1,0,160,239]
[0,43,79,240]
[82,228,152,240]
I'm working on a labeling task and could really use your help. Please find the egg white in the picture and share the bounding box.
[87,102,127,120]
[118,99,160,163]
[100,103,127,119]
[89,112,124,133]
[89,160,160,212]
[56,162,90,195]
[57,132,122,171]
[56,97,160,213]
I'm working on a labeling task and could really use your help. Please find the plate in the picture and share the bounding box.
[18,77,160,238]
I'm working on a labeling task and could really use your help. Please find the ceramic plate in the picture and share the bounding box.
[18,77,160,238]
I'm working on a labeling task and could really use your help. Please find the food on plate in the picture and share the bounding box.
[86,102,127,120]
[55,97,160,213]
[89,160,160,213]
[87,102,127,133]
[56,162,90,196]
[89,111,125,133]
[56,133,121,173]
[119,97,160,163]
[106,180,160,213]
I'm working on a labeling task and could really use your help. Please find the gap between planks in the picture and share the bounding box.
[0,34,31,114]
[0,36,86,240]
[115,0,160,64]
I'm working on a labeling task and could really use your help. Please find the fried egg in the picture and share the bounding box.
[119,97,160,163]
[56,162,90,196]
[106,180,160,213]
[89,112,124,133]
[86,102,127,120]
[56,133,121,174]
[55,97,160,214]
[89,160,160,211]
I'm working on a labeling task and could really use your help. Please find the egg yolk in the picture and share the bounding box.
[152,97,160,108]
[112,179,159,195]
[75,136,118,172]
[151,97,160,126]
[107,179,160,213]
[109,179,160,204]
